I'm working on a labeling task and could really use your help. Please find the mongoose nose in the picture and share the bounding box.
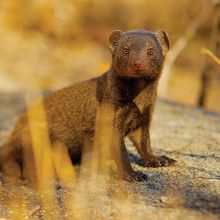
[133,60,144,69]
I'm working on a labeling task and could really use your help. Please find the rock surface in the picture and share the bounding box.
[0,94,220,220]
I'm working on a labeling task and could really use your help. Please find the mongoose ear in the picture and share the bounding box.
[109,30,123,53]
[155,31,170,55]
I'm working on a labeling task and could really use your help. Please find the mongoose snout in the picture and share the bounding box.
[132,59,144,70]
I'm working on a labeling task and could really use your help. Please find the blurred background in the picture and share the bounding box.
[0,0,219,112]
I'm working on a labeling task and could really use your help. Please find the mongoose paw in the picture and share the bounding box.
[142,155,176,168]
[134,171,148,182]
[123,171,148,182]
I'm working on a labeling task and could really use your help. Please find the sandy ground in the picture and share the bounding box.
[0,94,220,220]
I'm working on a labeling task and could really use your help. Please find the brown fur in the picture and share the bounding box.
[0,29,176,182]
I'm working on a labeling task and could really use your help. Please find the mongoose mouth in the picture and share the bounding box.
[131,67,150,76]
[122,69,150,78]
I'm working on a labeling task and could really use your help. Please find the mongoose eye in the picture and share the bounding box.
[147,48,154,56]
[123,48,129,54]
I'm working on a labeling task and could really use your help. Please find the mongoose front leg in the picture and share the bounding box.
[112,129,147,181]
[129,105,176,167]
[113,104,147,181]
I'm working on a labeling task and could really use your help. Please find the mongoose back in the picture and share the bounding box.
[0,29,176,182]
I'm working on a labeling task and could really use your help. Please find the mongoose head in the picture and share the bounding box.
[109,29,169,79]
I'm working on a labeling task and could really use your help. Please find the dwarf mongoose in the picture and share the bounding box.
[0,29,176,182]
